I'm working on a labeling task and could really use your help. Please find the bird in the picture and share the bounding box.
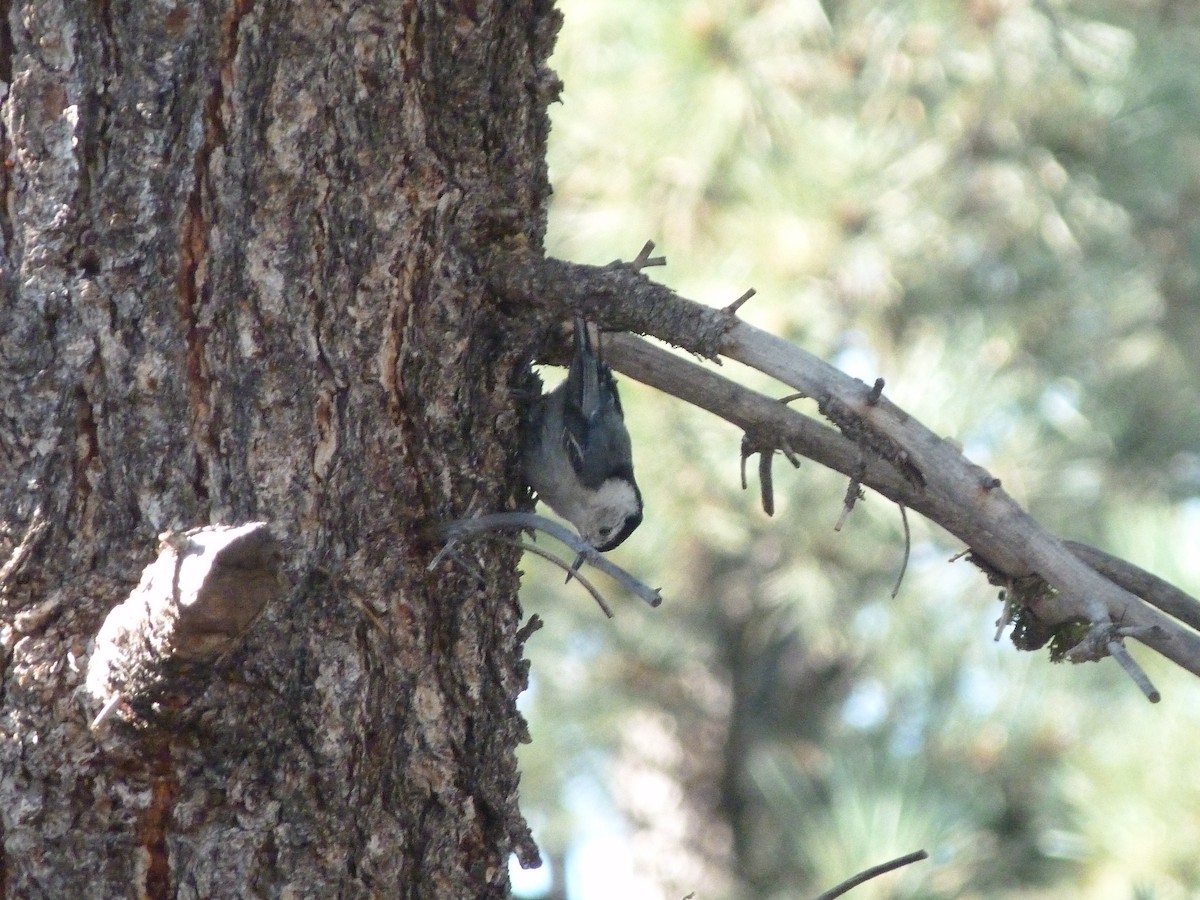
[521,318,643,552]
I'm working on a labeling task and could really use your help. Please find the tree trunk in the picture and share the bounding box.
[0,0,558,895]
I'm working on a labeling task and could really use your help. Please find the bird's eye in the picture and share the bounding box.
[599,526,613,538]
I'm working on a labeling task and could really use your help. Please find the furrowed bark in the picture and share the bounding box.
[1,1,559,894]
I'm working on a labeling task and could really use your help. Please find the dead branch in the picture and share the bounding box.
[488,246,1200,690]
[434,512,663,609]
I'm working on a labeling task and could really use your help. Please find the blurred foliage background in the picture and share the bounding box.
[513,1,1200,897]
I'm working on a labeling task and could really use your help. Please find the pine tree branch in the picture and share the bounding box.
[489,245,1200,690]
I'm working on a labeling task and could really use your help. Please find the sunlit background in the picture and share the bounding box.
[512,1,1200,897]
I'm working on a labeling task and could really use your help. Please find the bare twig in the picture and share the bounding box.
[432,543,487,585]
[759,451,775,516]
[617,240,667,272]
[1064,621,1163,703]
[723,288,757,316]
[493,536,614,618]
[0,506,49,595]
[994,582,1015,642]
[835,466,865,532]
[814,849,928,900]
[89,692,124,731]
[778,437,801,468]
[1107,640,1161,704]
[435,512,663,609]
[741,430,802,516]
[865,377,885,406]
[891,504,910,599]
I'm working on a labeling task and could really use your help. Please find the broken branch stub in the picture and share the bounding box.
[86,522,285,729]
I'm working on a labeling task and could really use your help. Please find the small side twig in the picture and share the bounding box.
[1107,639,1161,703]
[739,434,775,516]
[891,504,911,599]
[493,536,614,618]
[434,512,663,609]
[994,581,1015,642]
[814,849,928,900]
[835,463,866,532]
[740,434,801,517]
[777,438,801,469]
[89,692,124,731]
[1065,621,1163,703]
[865,377,885,406]
[0,506,49,594]
[619,240,667,272]
[433,544,487,586]
[758,450,775,516]
[723,288,757,316]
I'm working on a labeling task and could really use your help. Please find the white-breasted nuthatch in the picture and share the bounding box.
[522,318,643,552]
